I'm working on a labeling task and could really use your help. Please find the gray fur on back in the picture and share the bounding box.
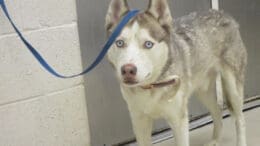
[160,9,247,86]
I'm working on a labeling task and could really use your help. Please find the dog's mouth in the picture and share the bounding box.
[121,73,152,87]
[123,79,139,85]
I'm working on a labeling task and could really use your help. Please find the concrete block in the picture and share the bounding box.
[0,0,23,35]
[0,85,90,146]
[0,0,77,35]
[0,24,84,105]
[20,0,77,30]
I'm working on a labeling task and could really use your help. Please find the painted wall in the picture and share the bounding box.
[0,0,90,145]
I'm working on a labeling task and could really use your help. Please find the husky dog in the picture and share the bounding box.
[105,0,247,146]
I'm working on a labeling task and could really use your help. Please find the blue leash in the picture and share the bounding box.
[0,0,139,78]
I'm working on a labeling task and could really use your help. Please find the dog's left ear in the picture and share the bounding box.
[105,0,130,32]
[146,0,173,33]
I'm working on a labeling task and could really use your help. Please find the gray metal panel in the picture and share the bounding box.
[76,0,210,145]
[220,0,260,97]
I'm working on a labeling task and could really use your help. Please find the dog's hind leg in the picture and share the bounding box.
[222,69,247,146]
[129,112,153,146]
[195,77,223,146]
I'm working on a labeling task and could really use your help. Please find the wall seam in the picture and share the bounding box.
[0,83,84,108]
[0,22,77,39]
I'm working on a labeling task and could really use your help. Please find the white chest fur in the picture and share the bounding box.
[121,86,182,119]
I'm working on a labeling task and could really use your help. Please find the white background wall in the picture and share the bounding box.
[0,0,90,145]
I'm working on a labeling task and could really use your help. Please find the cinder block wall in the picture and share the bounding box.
[0,0,90,146]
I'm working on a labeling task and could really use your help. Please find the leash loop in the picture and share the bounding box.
[0,0,139,78]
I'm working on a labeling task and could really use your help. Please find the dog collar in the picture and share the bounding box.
[141,78,178,89]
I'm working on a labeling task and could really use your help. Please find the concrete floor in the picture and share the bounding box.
[155,108,260,146]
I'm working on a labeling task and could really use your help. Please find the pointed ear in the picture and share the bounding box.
[105,0,129,32]
[146,0,173,32]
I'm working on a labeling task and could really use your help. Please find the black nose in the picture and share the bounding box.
[121,64,137,77]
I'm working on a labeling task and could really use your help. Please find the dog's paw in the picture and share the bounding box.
[204,140,219,146]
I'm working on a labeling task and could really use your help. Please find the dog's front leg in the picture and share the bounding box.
[168,111,189,146]
[174,115,189,146]
[129,111,153,146]
[166,101,189,146]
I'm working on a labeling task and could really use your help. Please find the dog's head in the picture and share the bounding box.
[106,0,173,87]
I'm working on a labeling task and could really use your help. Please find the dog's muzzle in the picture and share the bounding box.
[121,64,138,85]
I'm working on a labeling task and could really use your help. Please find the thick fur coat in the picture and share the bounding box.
[105,0,247,146]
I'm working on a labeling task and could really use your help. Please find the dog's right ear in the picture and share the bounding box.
[105,0,129,32]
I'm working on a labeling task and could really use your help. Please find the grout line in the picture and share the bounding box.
[0,22,77,39]
[211,0,220,10]
[0,82,84,108]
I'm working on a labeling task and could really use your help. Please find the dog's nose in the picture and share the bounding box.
[121,64,137,77]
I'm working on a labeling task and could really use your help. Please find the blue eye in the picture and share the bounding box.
[115,40,125,48]
[144,41,154,49]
